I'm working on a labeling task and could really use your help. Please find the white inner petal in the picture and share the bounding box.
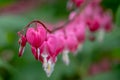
[19,46,25,56]
[37,48,40,60]
[97,28,105,43]
[74,44,83,55]
[43,57,48,71]
[19,45,22,53]
[41,49,49,71]
[43,59,55,77]
[62,49,69,65]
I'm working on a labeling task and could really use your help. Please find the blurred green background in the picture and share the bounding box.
[0,0,120,80]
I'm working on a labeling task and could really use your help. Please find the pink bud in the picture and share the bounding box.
[87,18,100,32]
[18,32,27,57]
[69,11,77,20]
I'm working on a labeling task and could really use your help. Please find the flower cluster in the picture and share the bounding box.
[18,0,113,77]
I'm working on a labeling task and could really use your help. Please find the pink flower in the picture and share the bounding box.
[41,36,58,58]
[26,23,47,60]
[102,12,112,32]
[40,34,63,77]
[73,22,86,42]
[87,18,100,32]
[71,22,86,54]
[65,31,79,53]
[58,30,79,65]
[54,30,65,53]
[26,23,47,48]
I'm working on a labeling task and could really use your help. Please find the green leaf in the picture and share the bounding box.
[116,5,120,27]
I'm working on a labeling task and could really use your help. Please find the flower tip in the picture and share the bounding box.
[18,53,22,57]
[17,31,21,36]
[46,72,51,77]
[43,59,55,77]
[18,46,25,57]
[63,58,70,66]
[62,50,70,66]
[73,44,83,55]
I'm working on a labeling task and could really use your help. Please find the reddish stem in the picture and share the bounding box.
[25,20,52,33]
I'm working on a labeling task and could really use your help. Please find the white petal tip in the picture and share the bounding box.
[43,60,55,77]
[19,46,25,57]
[62,50,70,66]
[63,58,70,66]
[97,28,105,43]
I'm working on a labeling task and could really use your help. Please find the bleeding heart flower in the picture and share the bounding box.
[87,18,100,32]
[40,34,63,77]
[74,22,86,42]
[62,30,79,65]
[102,13,112,32]
[26,23,47,48]
[26,23,47,60]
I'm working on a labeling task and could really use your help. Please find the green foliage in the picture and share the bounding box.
[116,5,120,27]
[0,0,15,7]
[102,0,120,14]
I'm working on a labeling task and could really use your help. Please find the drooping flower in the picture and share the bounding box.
[26,23,47,60]
[40,34,63,77]
[54,30,70,65]
[86,17,100,32]
[102,12,113,32]
[73,22,86,53]
[57,30,79,65]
